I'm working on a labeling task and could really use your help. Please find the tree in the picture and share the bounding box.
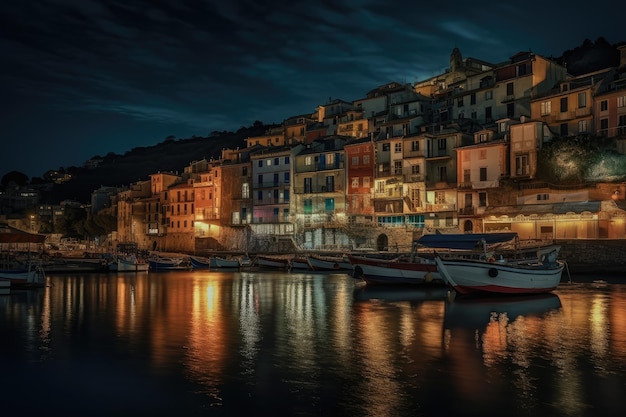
[1,170,29,187]
[55,206,87,238]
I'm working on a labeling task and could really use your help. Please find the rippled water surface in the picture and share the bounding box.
[1,271,625,416]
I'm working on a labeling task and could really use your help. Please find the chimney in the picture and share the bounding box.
[619,45,626,68]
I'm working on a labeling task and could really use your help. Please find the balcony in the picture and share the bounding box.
[404,174,424,183]
[426,203,456,212]
[426,150,451,159]
[459,207,475,216]
[294,185,344,194]
[373,190,404,199]
[295,160,345,173]
[403,149,424,158]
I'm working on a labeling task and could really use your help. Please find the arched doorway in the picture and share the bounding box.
[463,220,473,233]
[376,234,388,251]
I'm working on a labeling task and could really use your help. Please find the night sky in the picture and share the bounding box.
[2,0,625,179]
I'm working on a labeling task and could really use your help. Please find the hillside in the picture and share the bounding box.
[35,39,624,204]
[40,123,273,203]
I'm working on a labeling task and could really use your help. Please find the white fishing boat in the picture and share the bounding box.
[434,250,565,295]
[307,254,352,271]
[116,255,149,272]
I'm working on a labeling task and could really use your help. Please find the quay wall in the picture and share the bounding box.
[557,239,626,276]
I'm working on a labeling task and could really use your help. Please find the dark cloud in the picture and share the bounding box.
[1,0,624,177]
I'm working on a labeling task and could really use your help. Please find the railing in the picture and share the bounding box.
[403,149,424,158]
[293,185,344,193]
[425,203,456,212]
[295,161,344,173]
[404,174,424,183]
[373,190,404,199]
[256,182,291,189]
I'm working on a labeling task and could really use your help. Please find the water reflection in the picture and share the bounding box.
[2,273,626,416]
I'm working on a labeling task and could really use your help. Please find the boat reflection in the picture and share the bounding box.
[444,293,562,330]
[353,284,452,304]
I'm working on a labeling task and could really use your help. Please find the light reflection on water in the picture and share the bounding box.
[1,271,626,416]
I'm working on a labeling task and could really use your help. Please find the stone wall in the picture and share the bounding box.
[558,239,626,275]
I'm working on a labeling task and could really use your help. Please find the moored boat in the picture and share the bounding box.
[148,256,190,271]
[43,257,108,273]
[213,256,241,268]
[189,255,214,269]
[116,255,149,272]
[289,256,311,270]
[434,251,565,295]
[348,254,441,285]
[307,254,352,271]
[0,263,46,287]
[256,255,290,270]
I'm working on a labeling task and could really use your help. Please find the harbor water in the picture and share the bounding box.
[1,270,625,416]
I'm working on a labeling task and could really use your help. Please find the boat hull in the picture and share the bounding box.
[256,256,289,269]
[189,256,213,269]
[148,257,189,271]
[290,258,310,270]
[116,258,149,272]
[213,257,241,268]
[435,257,564,295]
[307,256,341,271]
[348,255,440,285]
[0,267,45,287]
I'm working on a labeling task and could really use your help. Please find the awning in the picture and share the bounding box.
[415,232,518,250]
[0,225,47,244]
